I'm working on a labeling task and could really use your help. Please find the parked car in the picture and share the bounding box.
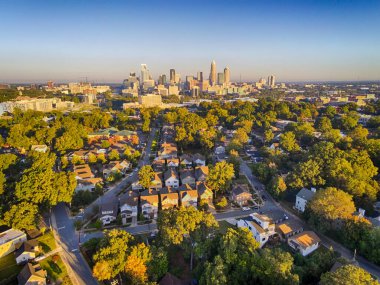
[242,207,250,211]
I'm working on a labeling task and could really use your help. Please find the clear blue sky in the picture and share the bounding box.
[1,0,379,83]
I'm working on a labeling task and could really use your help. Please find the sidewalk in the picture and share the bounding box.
[35,246,63,262]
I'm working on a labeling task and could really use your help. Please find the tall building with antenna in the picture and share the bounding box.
[170,69,176,83]
[209,60,216,86]
[141,64,151,84]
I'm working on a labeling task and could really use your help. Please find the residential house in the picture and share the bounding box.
[140,189,159,219]
[67,150,97,163]
[180,169,196,186]
[120,194,138,223]
[237,212,276,248]
[87,127,119,142]
[195,166,209,182]
[73,164,103,192]
[113,130,138,142]
[15,240,40,265]
[178,184,198,207]
[196,181,213,203]
[99,202,118,226]
[75,178,103,192]
[295,187,316,212]
[214,146,225,155]
[17,263,47,285]
[0,228,27,258]
[231,184,252,206]
[164,169,179,188]
[73,164,94,180]
[152,158,166,171]
[276,220,304,240]
[160,187,179,209]
[180,154,193,168]
[193,153,206,166]
[103,160,131,178]
[159,143,177,158]
[30,145,48,153]
[288,231,320,256]
[166,157,179,168]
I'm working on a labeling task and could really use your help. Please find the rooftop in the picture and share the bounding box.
[0,229,25,245]
[289,231,320,249]
[296,188,316,201]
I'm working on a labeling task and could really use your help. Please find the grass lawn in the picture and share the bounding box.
[218,220,236,234]
[40,255,72,285]
[38,231,57,254]
[0,254,23,284]
[233,175,250,185]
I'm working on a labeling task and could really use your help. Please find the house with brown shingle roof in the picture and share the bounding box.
[120,193,139,221]
[178,184,198,207]
[195,166,209,182]
[166,156,179,168]
[140,189,159,218]
[196,181,213,203]
[17,262,47,285]
[180,154,193,167]
[231,184,252,206]
[160,187,179,209]
[180,169,195,186]
[193,153,206,166]
[164,169,179,188]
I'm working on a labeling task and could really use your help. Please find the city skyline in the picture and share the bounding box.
[1,0,380,83]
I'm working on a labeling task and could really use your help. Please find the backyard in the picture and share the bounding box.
[40,255,72,285]
[0,253,22,285]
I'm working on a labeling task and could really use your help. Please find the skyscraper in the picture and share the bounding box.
[224,67,230,85]
[170,69,176,83]
[217,73,224,85]
[141,64,151,84]
[209,60,216,86]
[268,75,276,88]
[161,74,167,85]
[197,72,203,82]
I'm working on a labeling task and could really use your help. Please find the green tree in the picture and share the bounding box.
[280,131,300,152]
[315,116,332,132]
[320,264,377,285]
[264,129,274,144]
[157,207,218,270]
[206,161,235,195]
[268,175,287,198]
[108,149,120,161]
[138,165,155,189]
[251,248,299,285]
[2,202,39,230]
[93,229,133,280]
[309,187,355,221]
[200,255,228,285]
[147,246,168,282]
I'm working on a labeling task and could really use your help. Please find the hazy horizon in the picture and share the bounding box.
[1,0,380,83]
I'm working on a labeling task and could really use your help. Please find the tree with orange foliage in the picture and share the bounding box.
[131,135,139,145]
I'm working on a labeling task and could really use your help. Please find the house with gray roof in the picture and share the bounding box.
[295,187,316,212]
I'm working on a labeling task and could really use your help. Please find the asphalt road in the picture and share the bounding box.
[51,127,157,285]
[239,158,380,279]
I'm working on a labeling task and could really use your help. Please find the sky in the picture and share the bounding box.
[0,0,380,83]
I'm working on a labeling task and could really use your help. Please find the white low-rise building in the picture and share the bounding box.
[237,213,276,248]
[0,229,27,258]
[288,231,320,256]
[295,187,316,212]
